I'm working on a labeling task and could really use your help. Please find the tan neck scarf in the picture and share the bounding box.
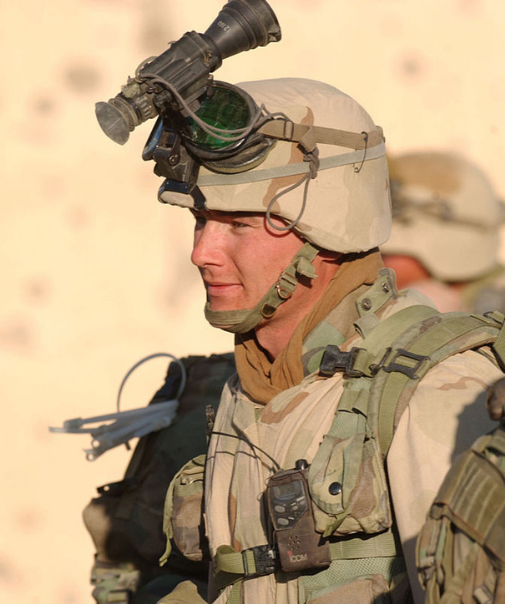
[235,251,383,404]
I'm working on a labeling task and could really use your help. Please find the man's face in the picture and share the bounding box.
[190,210,306,315]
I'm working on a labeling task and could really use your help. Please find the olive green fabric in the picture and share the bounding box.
[156,580,207,604]
[83,353,236,604]
[416,419,505,603]
[307,306,505,540]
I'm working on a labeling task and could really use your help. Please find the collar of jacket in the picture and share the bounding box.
[301,268,399,376]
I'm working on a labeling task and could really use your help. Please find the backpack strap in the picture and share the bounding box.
[373,311,505,455]
[320,307,505,456]
[319,305,441,449]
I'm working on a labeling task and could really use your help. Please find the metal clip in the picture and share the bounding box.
[383,348,429,380]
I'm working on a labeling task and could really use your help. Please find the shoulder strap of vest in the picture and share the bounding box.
[321,306,505,457]
[366,308,505,455]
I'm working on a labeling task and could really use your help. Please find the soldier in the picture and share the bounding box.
[382,151,505,313]
[152,78,505,604]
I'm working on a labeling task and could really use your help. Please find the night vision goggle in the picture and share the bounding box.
[95,0,386,206]
[96,0,282,196]
[141,79,279,201]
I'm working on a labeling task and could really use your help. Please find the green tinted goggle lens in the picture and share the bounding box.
[187,86,251,151]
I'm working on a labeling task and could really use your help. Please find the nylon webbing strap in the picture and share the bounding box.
[356,305,440,362]
[216,548,258,575]
[214,528,401,589]
[258,122,384,151]
[374,312,502,455]
[227,581,241,604]
[326,409,365,439]
[492,313,505,367]
[409,314,496,362]
[329,528,401,560]
[301,555,406,599]
[205,242,318,334]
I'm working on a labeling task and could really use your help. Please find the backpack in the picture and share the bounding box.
[82,352,236,604]
[415,377,505,604]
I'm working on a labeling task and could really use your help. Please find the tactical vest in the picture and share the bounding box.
[162,293,505,604]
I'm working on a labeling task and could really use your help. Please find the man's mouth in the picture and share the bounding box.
[205,282,241,296]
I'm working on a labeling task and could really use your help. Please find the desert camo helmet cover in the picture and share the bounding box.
[160,78,392,332]
[384,151,505,282]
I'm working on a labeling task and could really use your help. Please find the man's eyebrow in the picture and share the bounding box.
[228,212,262,219]
[190,209,262,219]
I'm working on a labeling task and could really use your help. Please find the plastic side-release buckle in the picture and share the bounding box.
[382,348,430,380]
[242,545,279,577]
[319,345,365,378]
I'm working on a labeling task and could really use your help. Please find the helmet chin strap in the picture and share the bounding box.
[204,242,319,334]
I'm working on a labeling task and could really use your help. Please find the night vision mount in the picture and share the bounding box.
[95,0,281,146]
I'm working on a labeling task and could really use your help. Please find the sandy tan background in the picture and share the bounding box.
[2,0,505,602]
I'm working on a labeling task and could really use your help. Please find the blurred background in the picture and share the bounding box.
[1,0,505,602]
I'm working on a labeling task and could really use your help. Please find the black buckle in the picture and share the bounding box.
[483,310,505,325]
[242,545,279,577]
[320,345,364,378]
[383,348,429,380]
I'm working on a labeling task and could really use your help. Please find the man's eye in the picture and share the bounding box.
[231,220,249,229]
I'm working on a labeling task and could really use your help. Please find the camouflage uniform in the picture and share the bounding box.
[203,271,501,604]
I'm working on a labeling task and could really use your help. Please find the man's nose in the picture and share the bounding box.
[191,222,224,268]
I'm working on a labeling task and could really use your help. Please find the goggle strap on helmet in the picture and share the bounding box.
[204,242,319,334]
[197,141,386,187]
[258,121,384,151]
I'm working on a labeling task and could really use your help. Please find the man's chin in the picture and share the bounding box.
[206,300,246,313]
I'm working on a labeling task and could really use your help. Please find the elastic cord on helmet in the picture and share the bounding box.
[196,140,386,187]
[265,148,320,232]
[204,242,319,334]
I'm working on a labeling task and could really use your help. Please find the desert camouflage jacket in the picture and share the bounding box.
[203,269,502,604]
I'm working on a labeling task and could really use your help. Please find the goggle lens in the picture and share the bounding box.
[186,85,252,151]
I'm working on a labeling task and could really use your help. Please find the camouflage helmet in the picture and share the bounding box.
[383,151,505,282]
[159,77,391,254]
